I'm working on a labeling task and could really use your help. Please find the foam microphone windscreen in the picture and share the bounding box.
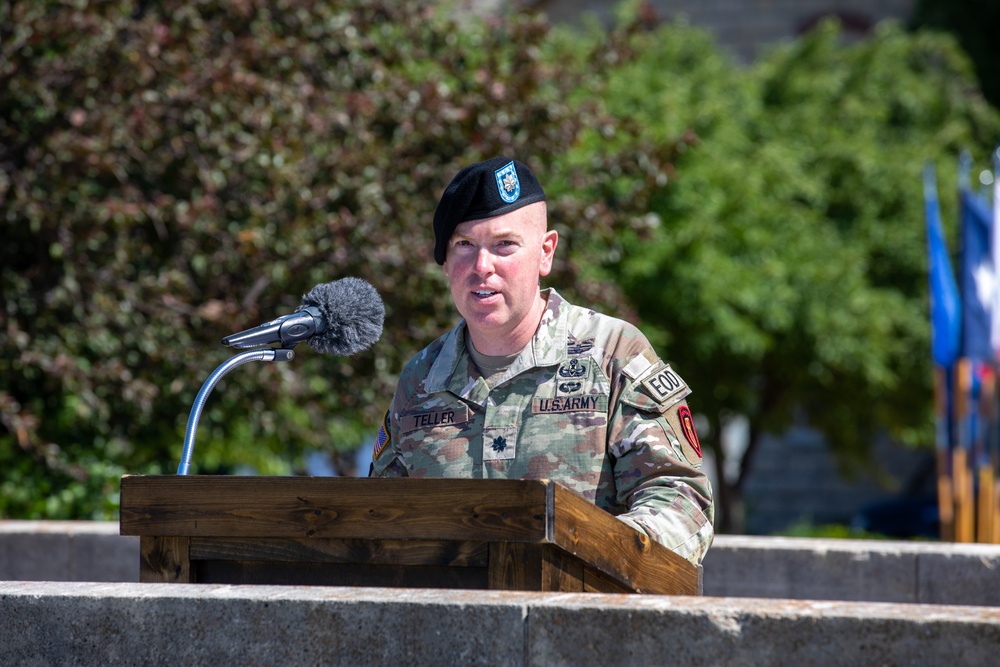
[298,278,384,356]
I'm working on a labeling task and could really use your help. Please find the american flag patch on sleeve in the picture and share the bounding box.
[372,410,391,461]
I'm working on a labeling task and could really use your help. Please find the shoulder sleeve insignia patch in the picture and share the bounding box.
[372,409,391,462]
[663,401,703,465]
[678,404,702,458]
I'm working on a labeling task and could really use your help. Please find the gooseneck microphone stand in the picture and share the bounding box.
[176,347,295,475]
[176,307,325,475]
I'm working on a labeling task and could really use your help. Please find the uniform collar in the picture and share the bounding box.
[424,288,570,403]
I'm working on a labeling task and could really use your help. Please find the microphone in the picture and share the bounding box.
[221,277,384,355]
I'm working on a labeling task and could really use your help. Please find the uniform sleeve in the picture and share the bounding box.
[608,369,715,564]
[369,406,408,477]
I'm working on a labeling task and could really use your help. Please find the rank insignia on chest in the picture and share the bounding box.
[483,426,517,461]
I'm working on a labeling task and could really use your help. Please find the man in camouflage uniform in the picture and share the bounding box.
[370,157,714,564]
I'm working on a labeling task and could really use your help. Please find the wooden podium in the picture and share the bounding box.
[119,475,701,595]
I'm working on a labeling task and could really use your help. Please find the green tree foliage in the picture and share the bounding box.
[550,14,1000,530]
[2,1,997,530]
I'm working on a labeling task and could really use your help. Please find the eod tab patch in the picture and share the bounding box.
[639,363,689,407]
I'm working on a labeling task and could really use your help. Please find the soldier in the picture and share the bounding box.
[370,157,714,564]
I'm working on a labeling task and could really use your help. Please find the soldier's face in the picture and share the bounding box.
[442,202,558,355]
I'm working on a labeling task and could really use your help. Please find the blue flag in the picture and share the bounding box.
[924,165,961,367]
[959,188,996,361]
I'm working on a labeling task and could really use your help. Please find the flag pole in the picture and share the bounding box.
[925,161,961,542]
[934,365,955,541]
[955,165,974,543]
[976,365,996,542]
[955,358,976,542]
[991,146,1000,543]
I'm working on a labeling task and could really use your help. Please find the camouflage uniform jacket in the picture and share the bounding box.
[370,289,714,563]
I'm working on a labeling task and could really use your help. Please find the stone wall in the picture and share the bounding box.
[740,427,934,535]
[532,0,915,61]
[0,520,137,583]
[4,521,999,665]
[2,581,998,666]
[4,521,999,606]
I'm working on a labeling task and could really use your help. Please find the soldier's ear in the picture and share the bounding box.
[539,229,558,277]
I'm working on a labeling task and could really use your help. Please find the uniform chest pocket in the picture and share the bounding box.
[527,395,610,442]
[395,403,475,473]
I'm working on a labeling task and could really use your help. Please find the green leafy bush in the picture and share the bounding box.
[0,0,621,517]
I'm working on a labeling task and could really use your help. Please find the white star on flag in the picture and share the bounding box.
[974,260,997,312]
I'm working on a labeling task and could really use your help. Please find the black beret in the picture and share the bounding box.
[433,157,546,264]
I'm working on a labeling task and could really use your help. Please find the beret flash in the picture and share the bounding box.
[433,157,546,265]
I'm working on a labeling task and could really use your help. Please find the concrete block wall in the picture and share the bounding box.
[4,522,1000,665]
[0,521,137,583]
[702,535,1000,606]
[740,427,933,535]
[659,0,915,60]
[2,581,998,666]
[534,0,915,61]
[4,521,1000,607]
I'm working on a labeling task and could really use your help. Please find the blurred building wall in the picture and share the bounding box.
[531,0,915,61]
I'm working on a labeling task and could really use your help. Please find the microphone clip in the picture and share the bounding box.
[220,306,326,350]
